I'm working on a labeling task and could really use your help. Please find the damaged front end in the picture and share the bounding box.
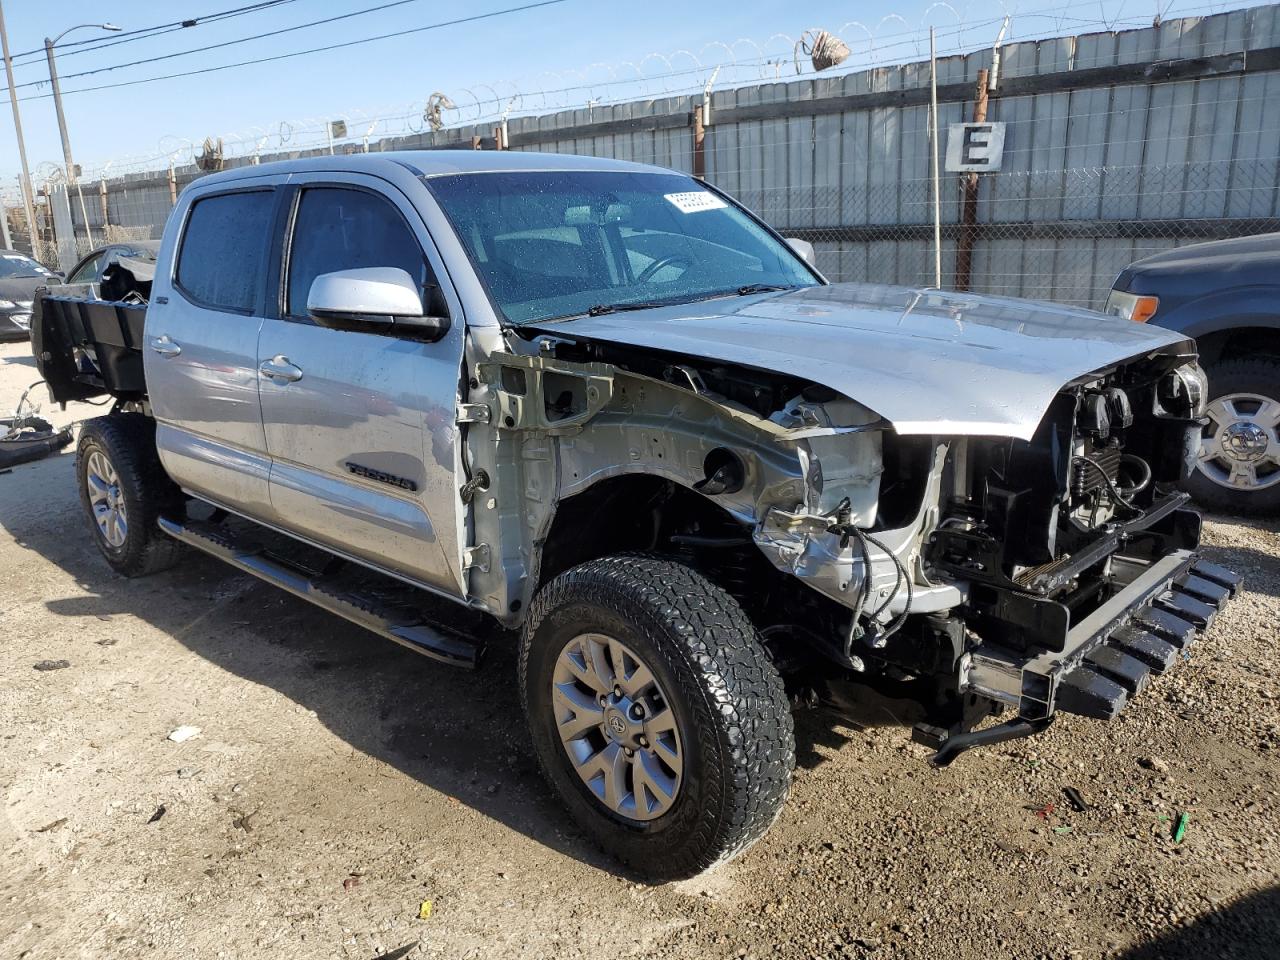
[912,355,1242,763]
[767,348,1243,765]
[464,319,1241,767]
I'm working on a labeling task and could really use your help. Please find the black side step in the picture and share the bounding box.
[158,516,482,668]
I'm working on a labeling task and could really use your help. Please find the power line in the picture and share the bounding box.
[7,1,300,66]
[12,1,569,103]
[13,0,433,83]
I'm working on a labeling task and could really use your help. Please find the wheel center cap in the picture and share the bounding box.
[1223,421,1269,462]
[602,702,644,746]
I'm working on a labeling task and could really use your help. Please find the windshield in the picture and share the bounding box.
[124,244,160,262]
[425,170,818,324]
[0,252,52,280]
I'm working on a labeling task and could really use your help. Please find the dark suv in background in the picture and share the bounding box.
[1108,232,1280,514]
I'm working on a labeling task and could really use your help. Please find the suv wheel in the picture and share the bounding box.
[76,414,183,577]
[520,553,794,880]
[1185,356,1280,515]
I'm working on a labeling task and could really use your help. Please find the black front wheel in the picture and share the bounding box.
[520,553,794,880]
[76,414,183,577]
[1185,356,1280,515]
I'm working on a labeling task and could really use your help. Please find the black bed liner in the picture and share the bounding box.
[32,292,147,404]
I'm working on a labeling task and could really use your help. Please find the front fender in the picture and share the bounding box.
[1154,288,1280,342]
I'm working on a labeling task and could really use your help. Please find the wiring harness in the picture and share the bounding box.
[825,496,914,648]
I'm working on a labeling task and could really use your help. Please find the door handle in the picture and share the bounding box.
[149,335,181,358]
[259,355,303,383]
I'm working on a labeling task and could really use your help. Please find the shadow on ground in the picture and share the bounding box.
[1,451,624,873]
[0,450,879,877]
[2,351,37,369]
[1119,886,1280,960]
[9,450,1269,879]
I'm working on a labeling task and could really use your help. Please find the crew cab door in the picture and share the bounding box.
[256,175,467,596]
[145,180,282,516]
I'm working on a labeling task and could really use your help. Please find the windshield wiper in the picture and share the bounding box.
[585,300,677,317]
[735,283,794,296]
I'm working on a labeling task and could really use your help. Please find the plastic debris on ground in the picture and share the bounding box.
[148,805,167,824]
[167,725,202,743]
[418,900,433,920]
[1063,786,1090,812]
[1173,812,1190,843]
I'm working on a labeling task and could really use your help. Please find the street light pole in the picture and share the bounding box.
[45,23,119,251]
[0,1,38,257]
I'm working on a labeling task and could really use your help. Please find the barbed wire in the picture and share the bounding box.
[51,0,1272,179]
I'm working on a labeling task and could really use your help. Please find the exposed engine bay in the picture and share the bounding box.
[459,318,1236,764]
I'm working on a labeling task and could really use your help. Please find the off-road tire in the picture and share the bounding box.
[76,414,183,577]
[1184,355,1280,516]
[520,553,794,880]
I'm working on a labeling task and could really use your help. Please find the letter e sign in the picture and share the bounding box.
[945,122,1006,172]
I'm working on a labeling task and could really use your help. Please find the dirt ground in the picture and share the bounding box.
[1,338,1278,960]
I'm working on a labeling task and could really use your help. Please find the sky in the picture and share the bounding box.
[0,0,1267,182]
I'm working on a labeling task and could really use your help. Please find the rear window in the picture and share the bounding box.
[176,191,274,313]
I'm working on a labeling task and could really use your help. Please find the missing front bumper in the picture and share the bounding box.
[963,553,1242,723]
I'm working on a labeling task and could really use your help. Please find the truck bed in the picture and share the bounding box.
[32,292,147,404]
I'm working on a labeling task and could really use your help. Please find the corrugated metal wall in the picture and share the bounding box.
[81,4,1280,308]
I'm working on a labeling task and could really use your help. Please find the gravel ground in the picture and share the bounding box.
[1,339,1277,960]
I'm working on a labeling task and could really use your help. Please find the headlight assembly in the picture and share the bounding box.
[1163,362,1209,418]
[1104,290,1160,323]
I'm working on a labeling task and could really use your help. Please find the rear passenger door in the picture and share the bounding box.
[145,182,280,517]
[256,176,467,596]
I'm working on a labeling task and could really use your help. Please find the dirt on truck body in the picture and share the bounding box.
[31,150,1240,880]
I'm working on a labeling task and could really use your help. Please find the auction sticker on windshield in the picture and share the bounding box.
[664,191,728,214]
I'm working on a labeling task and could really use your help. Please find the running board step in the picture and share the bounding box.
[158,516,482,668]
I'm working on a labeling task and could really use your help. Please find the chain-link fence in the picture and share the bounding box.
[748,159,1280,309]
[6,4,1279,310]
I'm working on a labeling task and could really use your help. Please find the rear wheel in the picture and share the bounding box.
[520,553,794,880]
[1185,356,1280,515]
[76,414,183,577]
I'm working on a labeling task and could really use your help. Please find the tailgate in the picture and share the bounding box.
[33,292,148,404]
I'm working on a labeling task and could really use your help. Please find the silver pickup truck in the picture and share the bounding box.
[32,151,1240,880]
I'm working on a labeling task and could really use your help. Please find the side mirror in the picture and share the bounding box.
[308,267,450,342]
[785,237,816,266]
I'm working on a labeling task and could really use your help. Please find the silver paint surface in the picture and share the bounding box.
[531,283,1194,441]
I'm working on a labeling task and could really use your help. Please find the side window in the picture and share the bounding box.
[68,253,103,284]
[286,187,426,319]
[176,191,274,313]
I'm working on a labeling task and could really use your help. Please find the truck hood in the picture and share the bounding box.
[530,283,1193,441]
[1114,232,1280,299]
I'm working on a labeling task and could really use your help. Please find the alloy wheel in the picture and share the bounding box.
[1197,392,1280,492]
[551,632,683,822]
[86,449,129,547]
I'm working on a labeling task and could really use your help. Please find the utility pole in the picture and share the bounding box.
[954,68,990,292]
[0,1,38,256]
[928,27,942,289]
[46,39,88,247]
[44,23,119,250]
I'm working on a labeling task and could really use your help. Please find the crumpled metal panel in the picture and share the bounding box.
[531,283,1194,441]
